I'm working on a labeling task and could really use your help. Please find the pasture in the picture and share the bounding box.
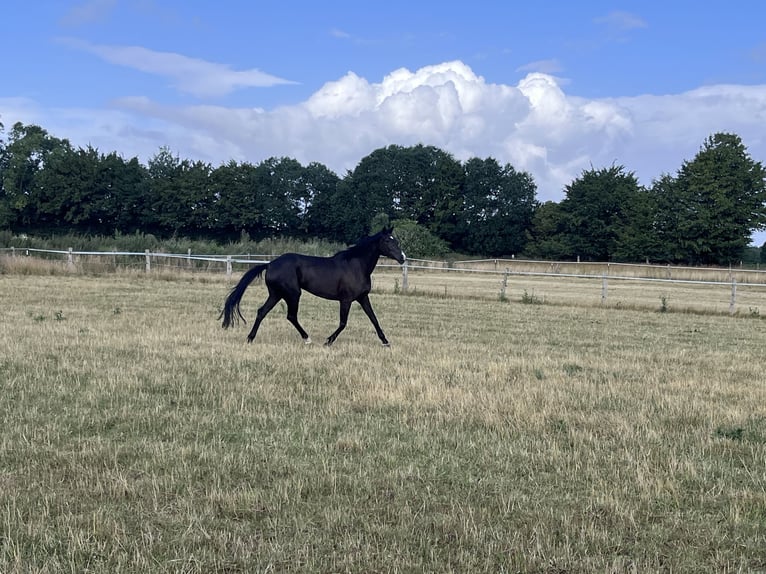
[0,266,765,573]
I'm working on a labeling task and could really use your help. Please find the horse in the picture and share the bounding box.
[220,228,406,346]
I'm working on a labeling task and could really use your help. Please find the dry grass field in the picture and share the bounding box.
[1,260,765,572]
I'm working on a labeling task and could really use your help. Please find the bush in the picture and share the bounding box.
[392,219,450,259]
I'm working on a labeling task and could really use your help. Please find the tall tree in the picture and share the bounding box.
[644,173,685,262]
[0,119,8,228]
[664,133,766,265]
[0,122,71,231]
[145,147,213,237]
[254,157,307,237]
[33,145,103,234]
[212,158,335,241]
[301,162,342,239]
[611,187,664,262]
[209,160,256,240]
[460,157,537,256]
[557,165,641,261]
[346,144,464,240]
[103,154,149,235]
[524,201,570,260]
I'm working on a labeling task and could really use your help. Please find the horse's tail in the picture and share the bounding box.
[220,263,268,328]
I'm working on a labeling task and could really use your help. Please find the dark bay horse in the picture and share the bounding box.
[220,228,406,346]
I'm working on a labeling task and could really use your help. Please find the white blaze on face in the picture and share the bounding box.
[389,235,406,261]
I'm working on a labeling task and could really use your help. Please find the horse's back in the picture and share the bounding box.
[266,252,364,300]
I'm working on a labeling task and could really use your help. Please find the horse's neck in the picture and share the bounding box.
[364,251,381,275]
[346,246,380,275]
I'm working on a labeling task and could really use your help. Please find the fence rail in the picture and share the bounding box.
[3,247,766,315]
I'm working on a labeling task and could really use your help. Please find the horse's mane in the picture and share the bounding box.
[339,230,385,259]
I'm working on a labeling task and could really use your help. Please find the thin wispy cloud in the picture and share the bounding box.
[59,38,297,98]
[750,42,766,64]
[594,10,648,44]
[595,11,648,31]
[59,0,117,27]
[328,27,378,47]
[330,28,352,39]
[516,59,563,75]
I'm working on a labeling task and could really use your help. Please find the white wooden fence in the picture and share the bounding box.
[3,248,766,315]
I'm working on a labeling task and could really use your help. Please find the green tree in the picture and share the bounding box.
[33,145,103,234]
[145,148,213,237]
[644,173,685,262]
[663,133,766,265]
[346,145,464,241]
[29,146,148,236]
[460,157,537,256]
[611,187,664,262]
[524,201,569,260]
[391,219,450,258]
[252,157,308,237]
[209,160,256,240]
[301,162,341,238]
[212,158,336,241]
[557,165,641,261]
[0,122,70,231]
[104,154,150,235]
[310,175,369,243]
[0,119,8,228]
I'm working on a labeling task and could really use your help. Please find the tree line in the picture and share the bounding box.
[1,120,765,264]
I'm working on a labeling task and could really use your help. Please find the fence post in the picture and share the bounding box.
[67,248,74,270]
[730,278,737,315]
[187,248,192,270]
[402,259,409,292]
[145,249,151,273]
[226,255,232,277]
[501,268,509,300]
[10,247,15,258]
[601,273,608,304]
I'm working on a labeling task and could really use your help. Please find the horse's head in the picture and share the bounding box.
[378,227,406,265]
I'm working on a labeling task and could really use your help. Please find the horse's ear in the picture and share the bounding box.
[384,226,393,234]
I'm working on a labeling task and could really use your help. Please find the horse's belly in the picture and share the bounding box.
[303,278,367,301]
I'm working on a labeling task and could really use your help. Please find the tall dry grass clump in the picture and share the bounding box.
[0,254,71,275]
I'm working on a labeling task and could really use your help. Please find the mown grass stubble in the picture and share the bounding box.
[0,272,764,572]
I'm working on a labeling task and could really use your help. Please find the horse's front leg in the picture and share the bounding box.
[324,300,351,346]
[357,293,389,346]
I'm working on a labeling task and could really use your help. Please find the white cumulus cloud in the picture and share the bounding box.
[4,60,766,212]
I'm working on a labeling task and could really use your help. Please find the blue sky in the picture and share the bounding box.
[3,1,766,243]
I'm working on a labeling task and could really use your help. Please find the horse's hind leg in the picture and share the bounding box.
[284,292,311,343]
[247,291,281,343]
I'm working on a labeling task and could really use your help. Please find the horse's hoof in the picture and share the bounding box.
[324,339,333,347]
[304,337,312,345]
[382,342,391,348]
